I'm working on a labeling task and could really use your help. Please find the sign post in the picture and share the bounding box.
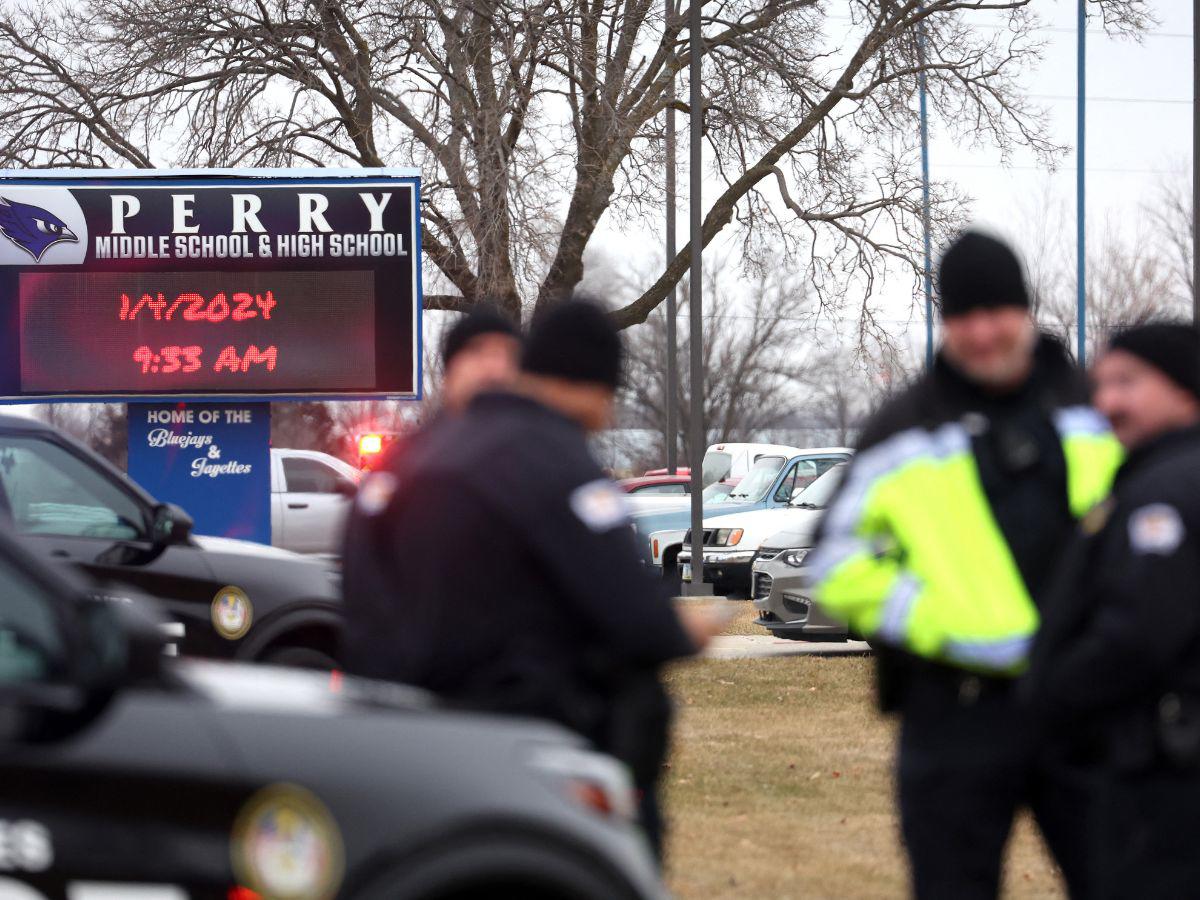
[0,167,422,543]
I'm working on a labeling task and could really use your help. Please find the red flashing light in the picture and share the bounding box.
[359,434,384,456]
[228,888,261,900]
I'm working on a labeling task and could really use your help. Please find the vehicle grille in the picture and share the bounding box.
[683,528,715,547]
[753,572,773,600]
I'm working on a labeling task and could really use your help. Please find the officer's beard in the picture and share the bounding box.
[944,321,1038,394]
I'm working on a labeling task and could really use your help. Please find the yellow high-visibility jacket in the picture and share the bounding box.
[810,342,1123,675]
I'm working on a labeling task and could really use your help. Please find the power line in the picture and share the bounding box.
[1031,94,1193,105]
[934,162,1183,175]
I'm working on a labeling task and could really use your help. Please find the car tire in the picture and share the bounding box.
[352,833,641,900]
[260,644,339,670]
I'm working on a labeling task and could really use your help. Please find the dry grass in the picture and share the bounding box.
[662,656,1066,899]
[714,599,762,636]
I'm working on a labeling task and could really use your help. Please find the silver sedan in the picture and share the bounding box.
[751,536,849,642]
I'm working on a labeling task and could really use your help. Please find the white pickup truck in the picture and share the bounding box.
[270,448,362,555]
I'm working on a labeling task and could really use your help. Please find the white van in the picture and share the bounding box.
[701,442,806,487]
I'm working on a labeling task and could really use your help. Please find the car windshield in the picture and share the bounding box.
[702,481,735,502]
[789,463,847,509]
[726,456,785,502]
[700,450,732,487]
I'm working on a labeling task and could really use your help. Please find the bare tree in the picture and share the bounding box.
[1036,221,1188,360]
[1147,174,1195,310]
[33,403,128,467]
[0,0,1150,330]
[621,257,817,461]
[799,341,918,445]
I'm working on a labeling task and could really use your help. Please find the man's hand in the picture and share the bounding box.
[676,603,738,652]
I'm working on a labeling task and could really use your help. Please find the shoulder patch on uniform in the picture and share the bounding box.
[1128,503,1185,555]
[355,472,398,516]
[569,479,629,532]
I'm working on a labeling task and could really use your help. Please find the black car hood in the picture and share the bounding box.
[176,658,433,717]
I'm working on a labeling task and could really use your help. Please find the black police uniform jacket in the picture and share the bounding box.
[1028,425,1200,770]
[340,392,695,765]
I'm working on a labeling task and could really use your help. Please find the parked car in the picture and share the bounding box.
[271,448,361,555]
[619,473,692,495]
[635,448,852,585]
[0,521,665,900]
[0,414,343,667]
[678,464,847,597]
[751,469,851,640]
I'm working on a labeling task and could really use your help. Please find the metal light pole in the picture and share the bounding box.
[917,11,934,371]
[1076,0,1087,363]
[665,0,679,474]
[685,0,712,595]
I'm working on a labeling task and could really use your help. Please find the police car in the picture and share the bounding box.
[0,523,665,900]
[0,414,342,667]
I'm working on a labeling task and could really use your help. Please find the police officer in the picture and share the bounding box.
[808,231,1122,898]
[340,300,721,855]
[379,304,522,468]
[342,305,520,563]
[1027,322,1200,898]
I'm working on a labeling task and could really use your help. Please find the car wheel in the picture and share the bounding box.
[260,644,339,670]
[352,834,641,900]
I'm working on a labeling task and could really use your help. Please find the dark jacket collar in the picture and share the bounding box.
[1116,424,1200,485]
[469,389,580,431]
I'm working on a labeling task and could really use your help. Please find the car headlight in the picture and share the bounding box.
[713,528,744,546]
[526,744,638,822]
[781,548,810,568]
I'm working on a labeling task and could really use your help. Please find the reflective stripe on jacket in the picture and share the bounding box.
[810,404,1122,674]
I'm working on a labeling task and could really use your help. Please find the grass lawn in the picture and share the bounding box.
[661,604,1066,898]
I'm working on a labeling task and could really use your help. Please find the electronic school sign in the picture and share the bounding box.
[0,168,423,401]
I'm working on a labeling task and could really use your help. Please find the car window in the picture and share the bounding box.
[790,463,848,508]
[703,482,734,502]
[0,435,147,541]
[774,460,818,502]
[634,483,687,495]
[701,451,733,487]
[0,554,65,684]
[727,456,785,502]
[283,457,351,494]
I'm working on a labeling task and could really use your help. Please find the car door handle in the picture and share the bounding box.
[288,503,310,509]
[50,549,71,558]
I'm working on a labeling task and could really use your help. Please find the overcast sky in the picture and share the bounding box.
[594,0,1194,358]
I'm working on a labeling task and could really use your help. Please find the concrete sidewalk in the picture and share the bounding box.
[705,634,872,660]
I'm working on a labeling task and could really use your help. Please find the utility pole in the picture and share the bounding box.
[1076,0,1087,363]
[685,0,712,596]
[917,8,934,371]
[665,0,679,474]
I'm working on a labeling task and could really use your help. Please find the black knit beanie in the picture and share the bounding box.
[441,305,520,368]
[1108,322,1200,400]
[937,230,1030,319]
[522,301,622,390]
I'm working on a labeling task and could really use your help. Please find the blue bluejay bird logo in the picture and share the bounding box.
[0,197,79,261]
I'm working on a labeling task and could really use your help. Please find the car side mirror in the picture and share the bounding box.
[0,595,165,743]
[153,503,193,546]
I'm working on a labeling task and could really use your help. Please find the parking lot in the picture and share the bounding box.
[664,606,1065,898]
